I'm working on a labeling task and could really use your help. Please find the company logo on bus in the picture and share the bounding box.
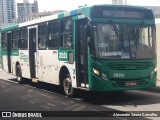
[59,52,67,59]
[20,52,29,62]
[58,52,68,61]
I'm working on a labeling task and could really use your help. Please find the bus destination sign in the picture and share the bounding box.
[103,10,143,19]
[91,6,153,20]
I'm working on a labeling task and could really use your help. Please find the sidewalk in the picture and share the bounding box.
[0,68,16,80]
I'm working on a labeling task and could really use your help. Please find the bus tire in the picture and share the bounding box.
[63,74,74,97]
[16,65,23,84]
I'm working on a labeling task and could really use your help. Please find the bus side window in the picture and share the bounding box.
[60,19,73,49]
[38,24,47,49]
[2,33,7,50]
[12,30,19,49]
[19,28,28,50]
[48,21,59,49]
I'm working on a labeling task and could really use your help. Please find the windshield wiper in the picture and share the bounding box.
[110,24,122,41]
[133,28,138,50]
[133,27,143,50]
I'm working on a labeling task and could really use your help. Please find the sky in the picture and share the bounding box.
[16,0,160,12]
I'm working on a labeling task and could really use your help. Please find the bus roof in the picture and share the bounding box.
[1,4,152,31]
[1,24,19,32]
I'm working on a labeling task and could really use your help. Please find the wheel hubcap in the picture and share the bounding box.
[64,78,72,94]
[17,76,21,81]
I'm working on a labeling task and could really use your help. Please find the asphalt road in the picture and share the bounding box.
[0,78,133,120]
[0,70,160,120]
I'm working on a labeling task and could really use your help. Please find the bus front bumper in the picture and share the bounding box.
[89,73,157,92]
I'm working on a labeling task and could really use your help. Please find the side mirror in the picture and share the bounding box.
[86,25,92,45]
[68,52,74,64]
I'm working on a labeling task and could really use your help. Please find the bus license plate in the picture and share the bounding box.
[125,82,137,86]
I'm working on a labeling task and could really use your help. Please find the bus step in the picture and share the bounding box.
[77,87,89,91]
[81,83,89,88]
[32,78,38,83]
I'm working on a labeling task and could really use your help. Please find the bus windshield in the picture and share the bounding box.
[92,23,156,59]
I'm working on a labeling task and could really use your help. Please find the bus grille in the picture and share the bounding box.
[112,79,147,87]
[107,62,151,70]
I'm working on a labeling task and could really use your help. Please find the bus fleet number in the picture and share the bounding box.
[59,52,67,59]
[114,73,125,78]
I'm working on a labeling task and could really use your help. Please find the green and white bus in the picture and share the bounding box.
[0,5,157,96]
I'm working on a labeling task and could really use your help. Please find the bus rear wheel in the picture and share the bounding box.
[63,74,74,97]
[16,65,23,84]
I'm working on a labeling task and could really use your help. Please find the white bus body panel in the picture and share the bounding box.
[11,56,19,75]
[37,50,59,85]
[2,56,8,72]
[58,61,77,88]
[19,50,30,79]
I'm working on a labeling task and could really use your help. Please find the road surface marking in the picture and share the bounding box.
[24,84,37,89]
[0,78,66,98]
[29,101,35,104]
[21,97,27,100]
[0,79,18,84]
[47,103,56,107]
[3,90,10,93]
[89,108,99,111]
[37,93,54,99]
[73,98,83,101]
[2,85,5,88]
[72,105,86,111]
[41,105,50,110]
[27,89,34,92]
[62,101,75,106]
[40,88,65,97]
[34,99,42,103]
[65,103,80,110]
[25,95,33,98]
[0,80,11,85]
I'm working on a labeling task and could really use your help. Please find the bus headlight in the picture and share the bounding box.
[150,67,157,78]
[93,68,100,75]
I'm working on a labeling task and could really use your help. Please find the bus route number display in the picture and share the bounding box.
[91,6,153,19]
[102,10,143,19]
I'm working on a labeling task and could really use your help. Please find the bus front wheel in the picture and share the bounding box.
[16,65,23,84]
[63,74,74,97]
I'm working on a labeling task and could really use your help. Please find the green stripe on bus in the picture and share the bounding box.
[58,13,64,18]
[2,50,7,55]
[93,18,155,24]
[11,50,19,56]
[1,50,19,56]
[1,24,19,32]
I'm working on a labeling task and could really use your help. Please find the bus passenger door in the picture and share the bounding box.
[7,32,12,73]
[76,19,88,88]
[29,27,37,78]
